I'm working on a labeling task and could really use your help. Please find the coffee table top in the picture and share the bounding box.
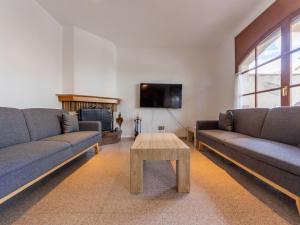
[131,133,189,150]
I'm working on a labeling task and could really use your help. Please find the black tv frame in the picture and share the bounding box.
[139,83,182,109]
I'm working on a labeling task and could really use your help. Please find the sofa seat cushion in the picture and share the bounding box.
[0,141,72,198]
[0,141,71,178]
[42,131,101,154]
[224,138,300,176]
[197,130,250,144]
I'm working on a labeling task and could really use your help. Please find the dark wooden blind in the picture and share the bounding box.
[235,0,300,72]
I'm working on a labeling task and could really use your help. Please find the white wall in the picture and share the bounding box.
[216,0,275,112]
[0,0,62,108]
[62,26,74,93]
[117,48,219,138]
[0,0,118,110]
[216,35,236,112]
[72,27,118,97]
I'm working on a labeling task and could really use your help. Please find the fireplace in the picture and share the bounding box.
[80,108,113,131]
[57,94,122,145]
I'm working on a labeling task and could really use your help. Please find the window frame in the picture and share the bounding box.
[237,10,300,108]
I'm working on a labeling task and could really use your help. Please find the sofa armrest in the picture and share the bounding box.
[196,120,219,130]
[79,121,102,133]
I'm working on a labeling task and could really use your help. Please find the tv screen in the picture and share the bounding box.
[140,83,182,108]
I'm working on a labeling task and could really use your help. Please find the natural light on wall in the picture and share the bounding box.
[235,14,300,109]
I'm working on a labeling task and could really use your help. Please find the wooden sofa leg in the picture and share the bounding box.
[198,141,205,151]
[94,143,100,154]
[296,197,300,214]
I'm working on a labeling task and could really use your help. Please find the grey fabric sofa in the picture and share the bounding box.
[196,107,300,214]
[0,107,101,204]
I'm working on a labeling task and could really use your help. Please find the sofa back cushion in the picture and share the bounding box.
[261,106,300,146]
[0,107,30,149]
[230,108,269,137]
[22,108,64,141]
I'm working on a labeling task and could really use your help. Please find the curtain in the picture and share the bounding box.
[234,75,243,109]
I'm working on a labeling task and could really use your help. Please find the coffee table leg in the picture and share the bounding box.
[176,151,190,193]
[130,152,143,193]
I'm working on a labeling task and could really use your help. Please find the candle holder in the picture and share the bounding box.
[116,112,123,130]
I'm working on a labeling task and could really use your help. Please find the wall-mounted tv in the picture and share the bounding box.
[140,83,182,108]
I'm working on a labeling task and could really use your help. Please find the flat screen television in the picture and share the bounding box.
[140,83,182,108]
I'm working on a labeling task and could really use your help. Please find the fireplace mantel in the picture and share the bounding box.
[57,94,121,112]
[57,94,121,104]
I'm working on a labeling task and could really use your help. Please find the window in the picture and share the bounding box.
[238,30,282,108]
[257,30,281,65]
[290,16,300,106]
[237,14,300,108]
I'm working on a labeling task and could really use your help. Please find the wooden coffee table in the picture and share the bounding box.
[130,133,190,193]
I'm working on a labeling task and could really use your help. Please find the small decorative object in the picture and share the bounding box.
[116,112,123,129]
[134,115,142,139]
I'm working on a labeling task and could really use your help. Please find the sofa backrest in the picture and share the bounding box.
[22,108,63,141]
[230,108,269,137]
[0,107,30,149]
[261,106,300,146]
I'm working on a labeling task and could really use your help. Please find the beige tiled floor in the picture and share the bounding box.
[0,140,299,225]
